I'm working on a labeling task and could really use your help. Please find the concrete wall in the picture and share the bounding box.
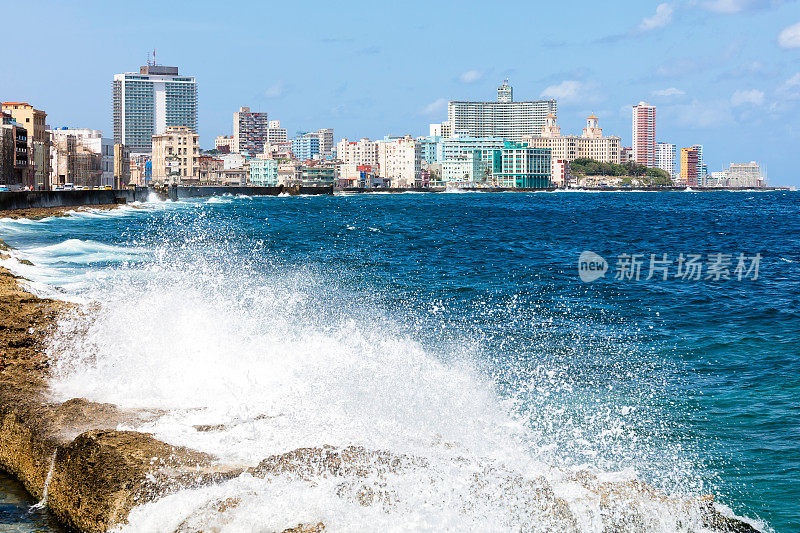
[176,185,333,198]
[0,188,149,211]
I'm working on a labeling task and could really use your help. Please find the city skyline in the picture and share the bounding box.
[2,0,799,184]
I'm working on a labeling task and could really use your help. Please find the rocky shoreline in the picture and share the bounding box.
[0,236,762,532]
[0,204,126,220]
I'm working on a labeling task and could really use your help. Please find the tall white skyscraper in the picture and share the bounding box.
[655,142,676,179]
[113,65,197,153]
[632,102,656,167]
[447,81,557,141]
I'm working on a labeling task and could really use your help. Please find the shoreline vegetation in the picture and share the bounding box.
[0,216,764,532]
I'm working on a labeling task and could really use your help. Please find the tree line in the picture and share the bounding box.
[570,158,672,185]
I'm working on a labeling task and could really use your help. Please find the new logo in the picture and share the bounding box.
[578,251,608,282]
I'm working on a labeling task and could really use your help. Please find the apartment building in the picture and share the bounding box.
[632,102,656,167]
[2,102,50,189]
[376,136,422,187]
[233,107,269,155]
[151,126,199,184]
[336,138,379,167]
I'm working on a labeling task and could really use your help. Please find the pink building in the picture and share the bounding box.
[632,102,656,167]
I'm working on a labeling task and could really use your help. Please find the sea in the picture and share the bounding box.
[0,190,797,532]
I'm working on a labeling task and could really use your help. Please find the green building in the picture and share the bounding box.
[495,141,551,188]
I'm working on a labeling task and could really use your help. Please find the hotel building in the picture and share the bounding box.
[113,65,197,153]
[445,81,557,141]
[524,115,621,165]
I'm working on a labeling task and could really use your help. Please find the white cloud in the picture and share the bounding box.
[458,70,484,83]
[668,99,735,128]
[421,98,447,115]
[731,89,765,106]
[778,21,800,48]
[652,87,686,97]
[263,82,285,98]
[703,0,751,13]
[777,73,800,99]
[540,80,602,105]
[638,3,674,32]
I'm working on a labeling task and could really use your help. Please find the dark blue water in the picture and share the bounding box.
[1,191,797,531]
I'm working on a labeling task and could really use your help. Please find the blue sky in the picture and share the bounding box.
[2,0,799,184]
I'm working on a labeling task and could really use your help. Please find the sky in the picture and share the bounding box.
[2,0,800,185]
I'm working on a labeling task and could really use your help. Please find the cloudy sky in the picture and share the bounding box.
[3,0,799,184]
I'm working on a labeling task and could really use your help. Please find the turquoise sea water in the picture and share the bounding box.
[0,191,797,531]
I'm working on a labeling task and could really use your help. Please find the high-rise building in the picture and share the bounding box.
[447,81,557,141]
[655,142,676,179]
[151,126,199,184]
[316,128,334,158]
[691,144,705,184]
[292,134,320,161]
[112,65,197,153]
[632,102,656,167]
[680,147,700,187]
[233,107,269,155]
[524,115,621,164]
[2,102,50,189]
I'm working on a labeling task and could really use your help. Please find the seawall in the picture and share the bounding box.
[176,185,333,198]
[0,189,149,211]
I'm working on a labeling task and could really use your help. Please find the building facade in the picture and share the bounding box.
[113,65,197,153]
[233,107,269,155]
[113,143,130,188]
[249,158,278,186]
[447,81,557,141]
[336,138,379,167]
[316,129,334,158]
[377,136,422,187]
[267,120,288,145]
[292,135,320,161]
[524,115,621,165]
[48,128,114,188]
[632,101,656,167]
[0,112,29,189]
[2,102,50,189]
[680,147,700,187]
[727,162,762,187]
[495,142,551,188]
[151,126,199,184]
[214,135,234,153]
[440,150,488,185]
[655,142,676,180]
